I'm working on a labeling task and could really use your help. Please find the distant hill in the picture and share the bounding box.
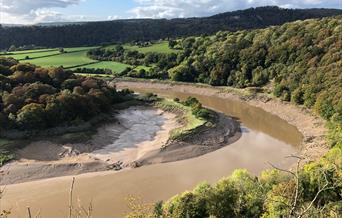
[1,6,341,50]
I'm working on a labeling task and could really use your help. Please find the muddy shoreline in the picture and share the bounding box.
[138,112,241,165]
[116,80,328,162]
[1,103,240,185]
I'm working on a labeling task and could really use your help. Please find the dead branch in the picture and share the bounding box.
[298,170,335,218]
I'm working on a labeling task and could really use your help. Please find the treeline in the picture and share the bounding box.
[1,7,342,50]
[0,57,126,131]
[131,16,341,126]
[72,67,113,75]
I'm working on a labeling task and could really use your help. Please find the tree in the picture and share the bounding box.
[16,103,46,129]
[292,87,304,105]
[168,40,177,48]
[208,177,238,217]
[8,45,16,52]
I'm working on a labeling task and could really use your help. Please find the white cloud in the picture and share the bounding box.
[0,0,81,14]
[107,15,122,21]
[0,0,83,24]
[130,0,342,18]
[0,0,341,24]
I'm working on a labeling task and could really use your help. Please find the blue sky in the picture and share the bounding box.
[0,0,341,24]
[60,0,136,19]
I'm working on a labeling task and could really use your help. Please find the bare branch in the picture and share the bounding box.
[267,162,296,177]
[298,170,335,218]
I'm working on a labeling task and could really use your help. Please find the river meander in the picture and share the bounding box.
[1,85,303,218]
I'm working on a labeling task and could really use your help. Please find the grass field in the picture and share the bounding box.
[0,48,58,55]
[2,43,175,74]
[123,41,179,54]
[4,50,61,60]
[73,61,131,73]
[25,50,97,68]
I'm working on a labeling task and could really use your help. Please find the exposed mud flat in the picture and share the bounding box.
[117,80,327,161]
[138,112,241,165]
[1,104,240,185]
[1,85,302,218]
[0,107,178,185]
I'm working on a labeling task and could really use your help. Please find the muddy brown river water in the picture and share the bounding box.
[1,86,303,218]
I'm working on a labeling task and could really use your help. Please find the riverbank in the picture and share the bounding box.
[1,85,301,218]
[116,79,328,162]
[0,100,240,185]
[0,107,177,185]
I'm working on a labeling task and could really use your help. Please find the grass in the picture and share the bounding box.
[26,50,96,68]
[0,138,13,167]
[76,61,131,73]
[123,41,179,54]
[133,65,154,71]
[155,99,206,140]
[4,50,61,60]
[2,44,172,74]
[0,48,57,55]
[64,47,98,52]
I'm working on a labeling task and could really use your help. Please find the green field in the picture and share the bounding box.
[134,65,154,71]
[73,61,131,73]
[25,50,96,68]
[123,41,179,54]
[0,48,57,55]
[4,50,61,60]
[1,43,173,74]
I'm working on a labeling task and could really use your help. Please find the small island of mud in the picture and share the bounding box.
[0,98,240,185]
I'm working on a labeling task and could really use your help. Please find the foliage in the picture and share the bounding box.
[123,41,179,54]
[155,98,207,140]
[1,7,341,50]
[87,45,179,79]
[72,67,113,75]
[0,57,126,131]
[132,146,341,218]
[157,16,342,126]
[0,139,14,166]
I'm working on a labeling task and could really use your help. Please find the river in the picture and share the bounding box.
[1,85,303,218]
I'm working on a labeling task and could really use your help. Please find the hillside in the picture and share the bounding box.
[121,16,341,127]
[121,16,342,218]
[1,6,342,50]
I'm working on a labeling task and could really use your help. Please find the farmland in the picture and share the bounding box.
[0,42,178,74]
[27,50,97,68]
[73,61,131,72]
[123,41,179,54]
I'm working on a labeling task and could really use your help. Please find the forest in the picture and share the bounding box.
[1,6,342,50]
[111,16,342,128]
[122,16,342,217]
[0,57,126,131]
[0,10,341,217]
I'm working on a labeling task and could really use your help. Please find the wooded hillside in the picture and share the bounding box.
[1,6,341,50]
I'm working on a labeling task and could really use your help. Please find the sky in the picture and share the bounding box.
[0,0,341,24]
